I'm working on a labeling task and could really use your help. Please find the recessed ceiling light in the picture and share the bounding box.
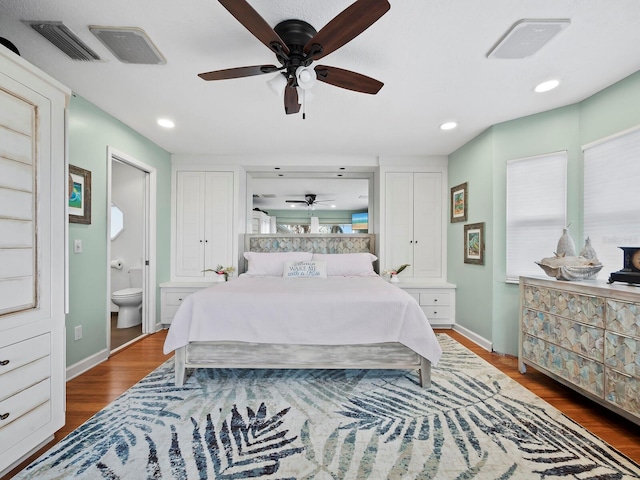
[157,118,175,128]
[331,205,336,208]
[440,121,458,131]
[534,79,560,93]
[290,204,296,208]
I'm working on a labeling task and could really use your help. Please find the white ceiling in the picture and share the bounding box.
[1,1,640,210]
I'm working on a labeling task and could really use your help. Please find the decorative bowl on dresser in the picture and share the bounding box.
[519,276,640,425]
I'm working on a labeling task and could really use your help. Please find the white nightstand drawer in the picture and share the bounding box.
[419,293,450,306]
[160,283,216,325]
[165,291,190,306]
[421,306,451,319]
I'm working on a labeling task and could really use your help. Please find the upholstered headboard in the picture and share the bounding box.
[242,234,376,272]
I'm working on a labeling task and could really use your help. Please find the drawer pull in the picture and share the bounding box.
[434,299,438,302]
[178,298,183,301]
[0,413,9,421]
[0,360,9,366]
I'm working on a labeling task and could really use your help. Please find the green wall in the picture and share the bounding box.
[67,95,171,367]
[448,70,640,355]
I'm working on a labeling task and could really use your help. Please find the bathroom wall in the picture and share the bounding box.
[111,160,145,311]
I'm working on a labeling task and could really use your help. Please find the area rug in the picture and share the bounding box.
[16,336,640,479]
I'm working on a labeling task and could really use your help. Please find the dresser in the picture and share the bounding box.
[397,282,456,328]
[0,49,69,474]
[519,276,640,425]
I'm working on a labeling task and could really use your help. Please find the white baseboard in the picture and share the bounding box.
[452,324,493,352]
[66,348,109,381]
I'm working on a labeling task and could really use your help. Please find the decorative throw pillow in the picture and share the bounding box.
[283,261,328,278]
[244,252,313,276]
[311,253,378,276]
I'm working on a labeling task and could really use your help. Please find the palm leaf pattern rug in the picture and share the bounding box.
[16,335,640,479]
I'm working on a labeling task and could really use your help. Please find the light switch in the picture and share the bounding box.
[74,239,82,253]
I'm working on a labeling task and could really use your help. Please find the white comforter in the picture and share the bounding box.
[163,275,442,365]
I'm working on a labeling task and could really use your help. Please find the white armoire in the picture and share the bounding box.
[0,48,70,474]
[380,160,456,327]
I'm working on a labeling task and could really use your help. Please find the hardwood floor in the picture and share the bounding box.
[4,329,640,478]
[110,312,143,351]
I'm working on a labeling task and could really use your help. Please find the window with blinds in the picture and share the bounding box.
[583,127,640,275]
[506,152,568,282]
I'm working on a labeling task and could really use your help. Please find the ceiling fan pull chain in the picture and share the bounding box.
[302,90,306,119]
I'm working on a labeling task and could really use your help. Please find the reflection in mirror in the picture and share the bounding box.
[250,175,370,234]
[111,203,124,240]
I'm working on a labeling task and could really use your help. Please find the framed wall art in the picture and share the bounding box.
[450,182,468,223]
[68,165,92,224]
[464,222,485,265]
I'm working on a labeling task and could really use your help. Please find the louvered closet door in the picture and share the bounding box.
[0,83,44,321]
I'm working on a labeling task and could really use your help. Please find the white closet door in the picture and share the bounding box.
[175,172,206,277]
[413,173,442,278]
[385,173,414,274]
[204,172,233,271]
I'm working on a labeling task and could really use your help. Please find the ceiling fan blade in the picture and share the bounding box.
[284,83,300,115]
[315,65,383,94]
[198,65,279,81]
[218,0,290,55]
[285,200,307,203]
[303,0,390,60]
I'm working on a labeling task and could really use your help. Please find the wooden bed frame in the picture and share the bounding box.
[173,234,432,388]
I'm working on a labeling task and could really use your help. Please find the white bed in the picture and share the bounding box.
[163,234,442,387]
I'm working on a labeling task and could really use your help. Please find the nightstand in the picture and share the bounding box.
[160,282,216,325]
[394,282,456,328]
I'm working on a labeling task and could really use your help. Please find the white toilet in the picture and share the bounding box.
[112,267,143,329]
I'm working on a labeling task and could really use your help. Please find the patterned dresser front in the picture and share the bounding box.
[519,276,640,425]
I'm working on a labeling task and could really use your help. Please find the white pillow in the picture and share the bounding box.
[244,251,312,276]
[283,260,327,278]
[311,253,378,276]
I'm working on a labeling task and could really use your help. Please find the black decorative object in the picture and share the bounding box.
[608,246,640,285]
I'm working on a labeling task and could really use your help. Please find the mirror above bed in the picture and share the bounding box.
[249,173,371,234]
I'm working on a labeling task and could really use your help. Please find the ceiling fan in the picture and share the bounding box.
[285,194,334,207]
[198,0,390,115]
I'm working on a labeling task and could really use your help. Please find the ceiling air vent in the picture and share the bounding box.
[23,21,100,61]
[487,19,570,59]
[89,26,166,65]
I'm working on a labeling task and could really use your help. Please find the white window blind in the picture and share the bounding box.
[583,127,640,275]
[506,152,567,282]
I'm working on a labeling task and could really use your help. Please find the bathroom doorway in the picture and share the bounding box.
[107,147,157,354]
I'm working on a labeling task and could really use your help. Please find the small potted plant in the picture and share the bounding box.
[203,265,236,281]
[383,264,410,283]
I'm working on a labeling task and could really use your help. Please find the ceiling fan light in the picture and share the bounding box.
[296,66,316,90]
[267,73,287,96]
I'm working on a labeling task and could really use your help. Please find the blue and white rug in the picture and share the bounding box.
[16,336,640,479]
